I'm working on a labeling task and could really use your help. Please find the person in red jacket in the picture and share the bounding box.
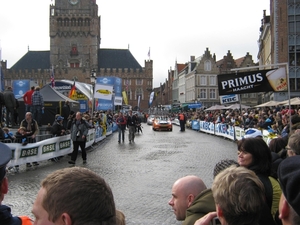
[23,86,35,113]
[116,112,127,143]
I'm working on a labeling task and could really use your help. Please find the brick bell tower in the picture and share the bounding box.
[49,0,100,74]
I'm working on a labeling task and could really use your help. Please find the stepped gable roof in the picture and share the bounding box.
[235,56,246,67]
[216,59,223,67]
[98,49,142,71]
[10,51,51,71]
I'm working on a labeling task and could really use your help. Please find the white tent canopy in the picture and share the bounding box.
[225,103,251,110]
[254,100,280,108]
[204,105,227,111]
[278,97,300,106]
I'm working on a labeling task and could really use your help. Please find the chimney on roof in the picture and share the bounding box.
[190,56,195,61]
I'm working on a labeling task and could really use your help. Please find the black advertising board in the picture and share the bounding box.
[217,67,287,95]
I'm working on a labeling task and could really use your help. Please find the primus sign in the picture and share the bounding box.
[217,68,287,95]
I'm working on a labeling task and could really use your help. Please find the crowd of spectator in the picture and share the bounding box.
[176,105,300,136]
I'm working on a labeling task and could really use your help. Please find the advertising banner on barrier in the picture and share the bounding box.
[234,127,245,141]
[217,68,287,95]
[6,129,97,167]
[215,123,235,140]
[106,123,113,136]
[199,121,215,135]
[6,135,73,167]
[95,125,105,142]
[191,120,200,130]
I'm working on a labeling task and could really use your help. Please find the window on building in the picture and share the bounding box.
[70,63,79,68]
[289,45,300,66]
[71,18,76,26]
[127,90,131,100]
[209,76,216,85]
[209,89,216,99]
[200,76,206,85]
[200,89,207,99]
[204,60,212,71]
[57,18,62,26]
[124,79,130,85]
[136,79,142,85]
[296,78,300,90]
[64,18,69,26]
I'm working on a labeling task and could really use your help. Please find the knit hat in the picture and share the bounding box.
[213,159,239,178]
[278,155,300,216]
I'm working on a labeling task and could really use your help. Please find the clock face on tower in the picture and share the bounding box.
[69,0,79,5]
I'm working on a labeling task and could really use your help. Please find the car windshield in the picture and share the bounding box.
[156,116,169,121]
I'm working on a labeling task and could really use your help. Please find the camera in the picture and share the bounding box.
[210,217,221,225]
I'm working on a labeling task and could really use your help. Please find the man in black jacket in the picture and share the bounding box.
[61,101,70,128]
[126,110,137,143]
[51,116,66,137]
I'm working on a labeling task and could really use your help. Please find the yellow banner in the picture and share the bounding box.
[122,91,128,105]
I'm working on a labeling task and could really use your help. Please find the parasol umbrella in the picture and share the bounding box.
[225,103,251,110]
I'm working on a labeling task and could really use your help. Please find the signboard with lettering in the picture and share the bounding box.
[5,129,96,167]
[13,80,30,99]
[220,94,239,104]
[217,68,287,95]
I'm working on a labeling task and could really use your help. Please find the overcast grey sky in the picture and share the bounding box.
[0,0,270,87]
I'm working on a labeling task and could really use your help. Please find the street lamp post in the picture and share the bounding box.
[90,69,97,115]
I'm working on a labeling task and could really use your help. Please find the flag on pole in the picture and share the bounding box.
[122,91,128,105]
[125,79,129,91]
[137,95,141,109]
[69,81,76,98]
[147,47,150,59]
[50,66,55,87]
[149,91,154,107]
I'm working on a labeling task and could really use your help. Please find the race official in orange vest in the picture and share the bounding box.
[0,143,33,225]
[178,112,187,132]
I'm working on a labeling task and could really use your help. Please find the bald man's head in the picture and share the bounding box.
[169,175,207,221]
[174,175,207,198]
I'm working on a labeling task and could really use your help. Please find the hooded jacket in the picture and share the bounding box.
[0,205,21,225]
[182,189,215,225]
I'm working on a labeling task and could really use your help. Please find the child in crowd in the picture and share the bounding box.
[15,127,28,146]
[3,127,15,142]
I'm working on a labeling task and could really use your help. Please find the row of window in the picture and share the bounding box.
[123,79,149,85]
[199,89,217,99]
[56,18,91,27]
[197,76,217,86]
